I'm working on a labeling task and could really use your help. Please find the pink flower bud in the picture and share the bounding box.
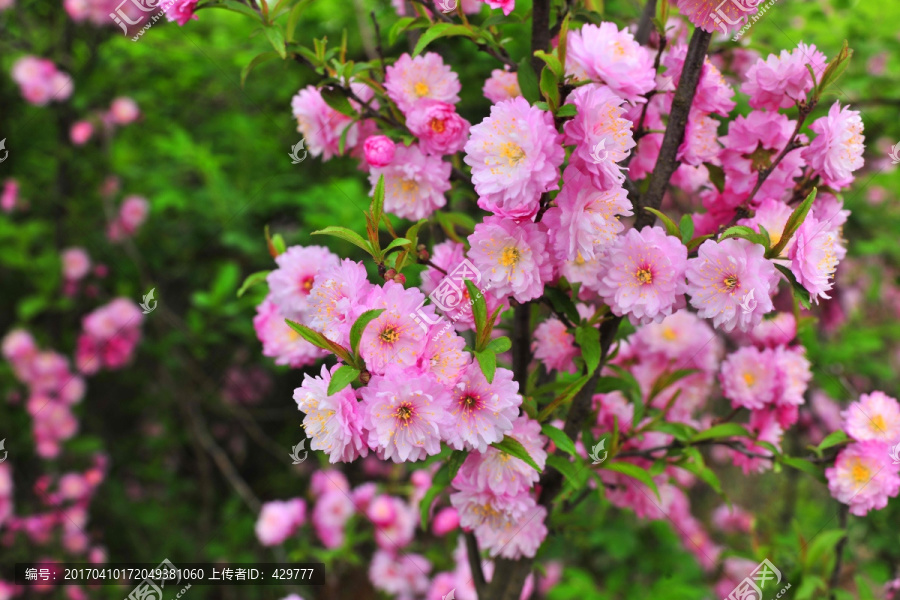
[109,97,140,125]
[363,135,396,168]
[70,121,94,146]
[431,507,459,536]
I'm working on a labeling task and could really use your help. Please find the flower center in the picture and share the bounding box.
[414,81,430,97]
[743,372,755,386]
[299,275,315,294]
[400,179,419,195]
[379,325,400,344]
[662,327,677,341]
[430,118,445,133]
[870,415,887,434]
[459,392,482,414]
[499,142,526,167]
[396,404,414,421]
[635,268,653,285]
[850,459,871,485]
[723,275,740,292]
[500,247,521,267]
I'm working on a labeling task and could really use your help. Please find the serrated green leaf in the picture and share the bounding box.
[774,263,813,310]
[691,423,751,442]
[327,365,360,396]
[769,188,817,258]
[492,436,541,471]
[475,348,497,384]
[349,308,385,358]
[320,86,357,118]
[487,336,511,354]
[539,66,560,110]
[575,324,601,373]
[412,23,475,56]
[546,454,584,486]
[264,26,287,59]
[371,174,385,226]
[541,424,577,456]
[555,103,577,117]
[815,430,849,454]
[312,226,374,255]
[534,50,563,78]
[781,455,825,483]
[237,270,270,297]
[648,421,697,441]
[284,319,352,362]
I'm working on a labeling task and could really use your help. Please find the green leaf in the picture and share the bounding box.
[691,423,751,442]
[474,349,497,384]
[388,16,421,46]
[648,421,697,442]
[781,455,825,483]
[492,436,541,471]
[648,368,699,402]
[643,207,680,237]
[602,462,659,498]
[719,225,768,247]
[817,40,852,98]
[534,50,563,78]
[210,0,262,20]
[384,238,412,253]
[679,214,694,245]
[804,529,846,571]
[371,174,385,226]
[285,0,314,42]
[237,270,270,297]
[284,319,352,363]
[677,455,723,495]
[537,373,592,422]
[546,454,585,486]
[320,86,358,118]
[542,424,577,456]
[774,263,813,310]
[575,324,601,373]
[311,226,373,255]
[555,103,577,118]
[412,23,475,56]
[768,188,817,258]
[855,576,877,600]
[814,430,849,454]
[349,308,385,358]
[706,163,725,193]
[517,57,540,104]
[545,286,580,324]
[241,51,279,86]
[486,336,511,354]
[419,449,468,525]
[685,234,714,251]
[327,365,360,396]
[434,211,476,243]
[264,26,287,59]
[539,66,560,111]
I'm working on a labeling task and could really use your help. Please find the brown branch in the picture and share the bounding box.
[635,0,658,46]
[634,27,712,230]
[512,302,532,385]
[828,505,849,599]
[465,532,488,596]
[530,0,551,75]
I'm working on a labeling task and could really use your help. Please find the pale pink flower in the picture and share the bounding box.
[774,345,811,407]
[842,391,900,443]
[293,364,368,463]
[267,245,339,320]
[678,112,720,166]
[445,363,520,452]
[826,441,900,516]
[253,297,326,368]
[406,100,470,156]
[384,52,461,114]
[417,326,470,386]
[803,102,865,189]
[719,346,779,410]
[543,169,631,261]
[369,143,451,220]
[789,216,843,303]
[711,504,753,533]
[312,490,355,548]
[368,550,431,599]
[674,0,759,34]
[70,121,94,145]
[565,22,656,102]
[359,282,434,373]
[685,238,779,332]
[532,319,577,374]
[291,85,360,161]
[562,84,636,191]
[363,135,396,167]
[432,507,460,535]
[61,248,91,281]
[741,43,827,111]
[164,0,199,25]
[478,502,547,559]
[1,179,19,213]
[467,217,553,303]
[118,195,149,234]
[11,56,73,105]
[737,198,794,257]
[595,226,688,325]
[255,499,306,546]
[361,367,452,462]
[454,416,546,495]
[661,46,735,116]
[483,68,521,103]
[308,259,375,347]
[464,97,564,219]
[370,496,417,550]
[746,312,796,348]
[108,97,140,124]
[484,0,514,15]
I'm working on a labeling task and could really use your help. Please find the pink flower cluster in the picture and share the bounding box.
[75,298,145,375]
[10,56,73,106]
[826,391,900,516]
[107,195,149,242]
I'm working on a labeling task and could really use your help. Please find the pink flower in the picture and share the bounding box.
[417,326,470,386]
[61,248,91,281]
[719,346,779,410]
[309,259,375,347]
[450,480,533,530]
[746,312,796,348]
[737,198,794,257]
[661,45,735,116]
[678,112,720,166]
[76,299,144,374]
[543,169,631,262]
[293,364,368,463]
[291,84,366,161]
[562,84,636,191]
[741,43,827,111]
[483,68,521,103]
[842,391,900,443]
[359,282,434,373]
[108,97,140,124]
[363,135,396,167]
[445,363,521,452]
[454,416,546,495]
[565,22,656,102]
[773,345,811,407]
[484,0,514,15]
[789,216,843,303]
[1,179,19,213]
[255,499,306,546]
[267,245,339,320]
[70,121,94,145]
[685,238,779,332]
[595,226,688,325]
[312,490,355,548]
[361,366,452,462]
[164,0,199,25]
[826,441,900,516]
[406,100,470,156]
[369,496,416,550]
[11,56,73,105]
[464,97,564,219]
[384,52,461,114]
[467,217,553,303]
[674,0,759,34]
[253,297,326,368]
[432,507,460,535]
[118,195,149,234]
[369,144,451,220]
[711,504,753,533]
[368,550,431,598]
[803,102,865,189]
[478,502,547,559]
[532,319,577,374]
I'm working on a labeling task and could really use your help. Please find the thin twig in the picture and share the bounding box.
[635,0,658,46]
[465,532,488,596]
